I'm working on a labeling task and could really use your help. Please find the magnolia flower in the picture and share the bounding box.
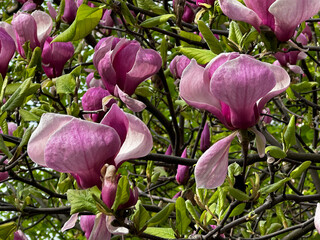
[315,203,320,234]
[94,37,162,112]
[0,28,15,78]
[27,104,153,189]
[170,55,191,79]
[41,37,74,78]
[200,122,210,152]
[176,148,190,185]
[82,87,116,122]
[173,0,197,23]
[11,11,52,57]
[101,164,138,209]
[14,230,28,240]
[62,0,78,24]
[86,72,105,89]
[273,31,308,74]
[218,0,320,42]
[180,53,290,188]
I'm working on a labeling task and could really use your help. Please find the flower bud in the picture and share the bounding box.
[200,122,210,152]
[176,148,190,185]
[14,230,28,240]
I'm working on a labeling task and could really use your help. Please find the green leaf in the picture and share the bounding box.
[185,200,200,222]
[224,186,250,201]
[283,115,296,152]
[146,203,175,227]
[175,197,191,235]
[259,178,290,195]
[160,36,168,67]
[67,187,100,214]
[135,86,153,98]
[290,161,311,179]
[265,146,287,159]
[240,27,259,49]
[222,203,246,218]
[0,135,12,158]
[120,0,136,25]
[228,162,242,184]
[179,47,216,65]
[0,222,16,240]
[111,176,130,211]
[266,223,282,235]
[54,74,76,94]
[198,20,223,54]
[291,82,318,93]
[136,0,167,15]
[28,47,42,70]
[19,109,40,122]
[18,126,33,149]
[141,14,175,28]
[144,227,175,239]
[0,112,7,134]
[57,173,73,194]
[1,78,32,112]
[228,21,243,45]
[53,4,103,42]
[179,31,202,43]
[132,200,150,231]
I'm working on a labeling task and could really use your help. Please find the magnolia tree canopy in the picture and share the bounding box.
[0,0,320,239]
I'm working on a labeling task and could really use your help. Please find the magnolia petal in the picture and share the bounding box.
[288,64,303,74]
[47,2,57,19]
[0,22,16,47]
[315,203,320,234]
[101,104,129,145]
[44,118,121,187]
[0,28,15,78]
[27,113,73,166]
[219,0,262,31]
[89,214,111,240]
[80,215,96,239]
[243,0,275,29]
[169,55,191,79]
[114,112,153,167]
[269,0,320,42]
[125,48,162,95]
[195,132,237,189]
[98,51,117,95]
[93,37,119,68]
[249,127,266,158]
[115,86,146,112]
[257,64,290,113]
[180,59,223,121]
[106,216,129,235]
[62,0,77,24]
[61,213,79,232]
[212,55,276,129]
[31,11,52,47]
[12,12,39,56]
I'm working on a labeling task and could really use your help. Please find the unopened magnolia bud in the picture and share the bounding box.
[200,122,210,152]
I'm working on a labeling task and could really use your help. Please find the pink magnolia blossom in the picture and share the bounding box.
[94,37,162,112]
[176,148,190,185]
[27,104,153,189]
[0,28,15,78]
[82,87,116,122]
[11,11,52,57]
[14,230,28,240]
[200,122,210,152]
[173,0,197,23]
[62,0,78,24]
[315,203,320,234]
[218,0,320,42]
[41,37,74,78]
[180,53,290,188]
[169,55,191,79]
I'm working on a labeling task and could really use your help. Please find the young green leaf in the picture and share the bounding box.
[132,200,150,231]
[53,4,103,42]
[144,227,175,239]
[290,161,311,179]
[228,21,243,45]
[0,222,17,240]
[259,178,290,195]
[198,20,223,54]
[140,14,175,28]
[175,197,191,235]
[224,186,250,201]
[67,187,100,214]
[179,47,216,65]
[265,146,287,159]
[146,203,175,227]
[283,115,296,152]
[111,176,130,211]
[185,200,200,222]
